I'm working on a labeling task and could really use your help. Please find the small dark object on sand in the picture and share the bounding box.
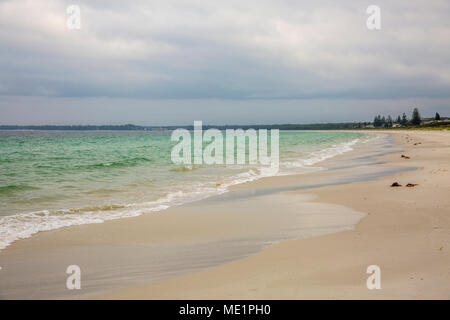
[391,182,402,187]
[406,183,418,187]
[414,142,422,145]
[401,155,410,159]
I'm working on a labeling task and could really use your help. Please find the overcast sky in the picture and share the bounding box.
[0,0,449,125]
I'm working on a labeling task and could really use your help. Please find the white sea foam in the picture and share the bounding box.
[280,138,360,172]
[0,137,365,251]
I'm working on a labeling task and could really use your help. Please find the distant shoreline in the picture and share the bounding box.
[1,122,449,131]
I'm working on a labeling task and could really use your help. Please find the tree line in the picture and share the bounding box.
[373,108,441,128]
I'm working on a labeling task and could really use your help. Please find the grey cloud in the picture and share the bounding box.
[0,0,449,123]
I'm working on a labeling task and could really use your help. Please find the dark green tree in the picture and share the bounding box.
[396,115,401,123]
[373,115,380,127]
[374,115,384,127]
[386,115,393,128]
[435,112,441,121]
[411,108,421,126]
[401,113,408,126]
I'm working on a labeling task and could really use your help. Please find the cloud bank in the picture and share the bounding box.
[0,0,449,124]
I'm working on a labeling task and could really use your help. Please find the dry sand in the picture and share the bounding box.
[99,131,450,299]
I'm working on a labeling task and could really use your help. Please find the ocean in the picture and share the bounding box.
[0,130,367,250]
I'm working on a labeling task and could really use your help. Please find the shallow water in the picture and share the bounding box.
[0,130,367,250]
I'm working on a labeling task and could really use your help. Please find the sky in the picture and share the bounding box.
[0,0,449,125]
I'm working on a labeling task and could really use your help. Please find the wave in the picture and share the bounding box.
[79,157,153,169]
[0,170,266,250]
[0,158,14,164]
[11,194,69,204]
[0,184,39,195]
[169,165,199,172]
[280,138,360,171]
[83,188,121,195]
[0,203,162,250]
[0,136,366,251]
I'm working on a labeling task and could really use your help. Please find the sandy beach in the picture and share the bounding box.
[0,130,449,299]
[99,130,450,299]
[2,0,450,304]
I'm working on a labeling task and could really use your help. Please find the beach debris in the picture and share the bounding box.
[414,142,422,145]
[440,247,443,251]
[401,155,410,159]
[406,183,418,187]
[391,182,402,187]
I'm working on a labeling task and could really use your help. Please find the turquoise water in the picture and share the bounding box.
[0,130,366,249]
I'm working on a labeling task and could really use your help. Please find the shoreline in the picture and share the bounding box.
[0,130,449,299]
[97,130,450,299]
[0,130,367,252]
